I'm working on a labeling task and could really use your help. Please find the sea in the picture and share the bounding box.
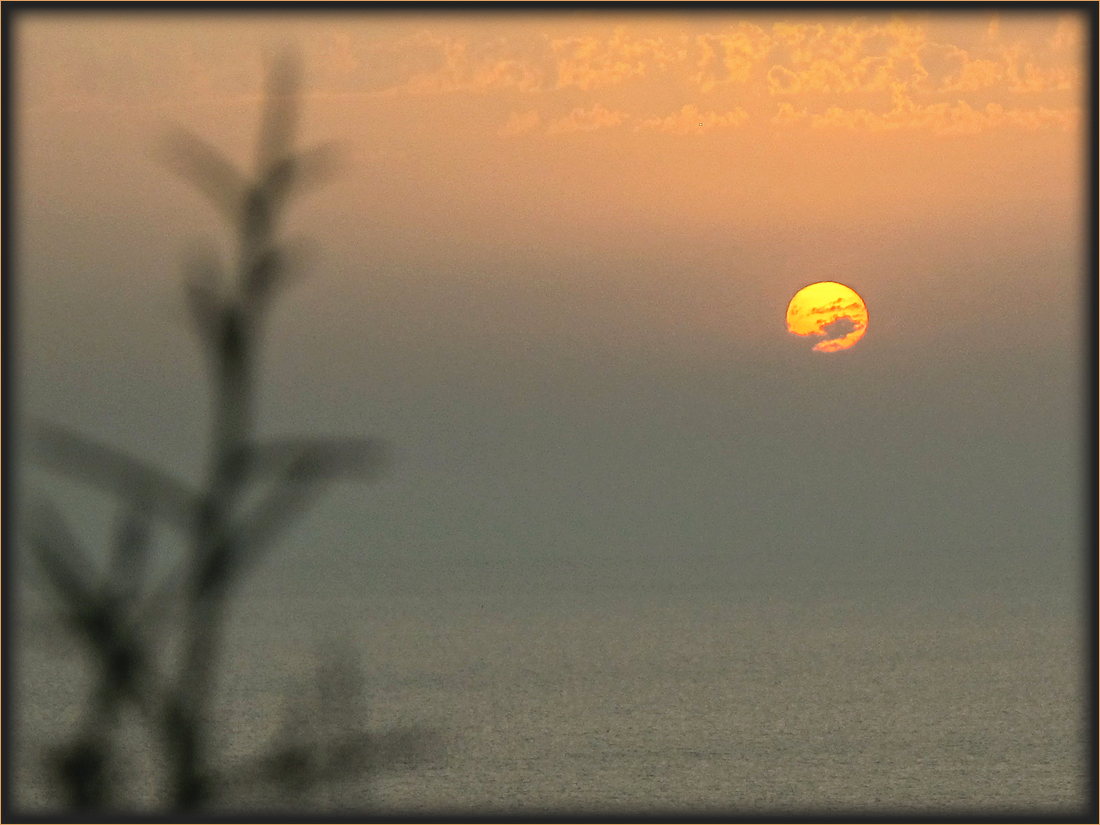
[11,579,1088,818]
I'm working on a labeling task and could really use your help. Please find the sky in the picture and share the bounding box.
[12,9,1090,600]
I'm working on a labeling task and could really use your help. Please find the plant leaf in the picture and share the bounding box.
[23,498,97,608]
[223,470,324,584]
[242,245,285,308]
[257,142,342,217]
[107,499,152,604]
[221,439,387,585]
[159,127,249,227]
[255,50,302,181]
[30,421,199,535]
[182,247,226,346]
[288,141,342,197]
[239,436,389,483]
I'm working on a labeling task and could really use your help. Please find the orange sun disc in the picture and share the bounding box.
[785,281,868,352]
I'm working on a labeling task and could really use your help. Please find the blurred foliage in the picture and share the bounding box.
[20,50,439,813]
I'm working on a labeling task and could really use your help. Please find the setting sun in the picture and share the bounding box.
[11,7,1086,815]
[785,281,868,352]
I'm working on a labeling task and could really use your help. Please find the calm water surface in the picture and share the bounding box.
[14,583,1086,815]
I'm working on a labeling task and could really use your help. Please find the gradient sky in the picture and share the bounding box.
[14,10,1088,598]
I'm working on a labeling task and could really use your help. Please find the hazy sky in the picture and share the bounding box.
[14,10,1088,598]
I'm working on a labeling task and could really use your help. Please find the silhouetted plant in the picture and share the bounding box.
[21,50,438,812]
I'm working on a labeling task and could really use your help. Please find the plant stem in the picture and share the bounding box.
[168,247,261,809]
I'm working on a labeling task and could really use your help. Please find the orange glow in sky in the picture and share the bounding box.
[13,12,1084,358]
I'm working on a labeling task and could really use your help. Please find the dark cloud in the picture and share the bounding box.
[819,315,857,340]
